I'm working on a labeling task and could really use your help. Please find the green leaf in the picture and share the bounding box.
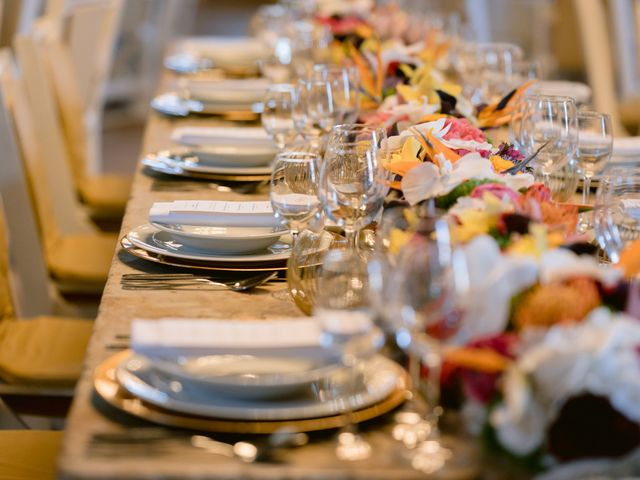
[435,178,496,210]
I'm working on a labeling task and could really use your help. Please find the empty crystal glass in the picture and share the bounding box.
[269,150,321,241]
[575,111,613,231]
[518,94,578,186]
[320,124,390,249]
[315,247,382,461]
[594,170,640,263]
[262,84,298,150]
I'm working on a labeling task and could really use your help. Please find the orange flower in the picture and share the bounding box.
[513,278,601,329]
[618,239,640,278]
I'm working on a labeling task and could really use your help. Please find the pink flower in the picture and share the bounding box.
[443,118,486,143]
[470,183,520,203]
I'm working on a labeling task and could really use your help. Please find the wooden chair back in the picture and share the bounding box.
[0,63,54,318]
[12,33,94,235]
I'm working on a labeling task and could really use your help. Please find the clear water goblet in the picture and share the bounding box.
[315,247,382,462]
[320,124,390,250]
[519,94,578,187]
[575,111,613,231]
[269,150,321,242]
[262,84,298,150]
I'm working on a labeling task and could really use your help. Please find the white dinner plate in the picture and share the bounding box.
[179,156,272,176]
[116,353,402,420]
[151,223,288,254]
[150,92,262,118]
[181,145,276,168]
[127,224,292,262]
[152,354,341,400]
[186,79,268,105]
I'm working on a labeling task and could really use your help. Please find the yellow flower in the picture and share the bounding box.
[455,209,495,243]
[388,228,413,255]
[490,155,514,173]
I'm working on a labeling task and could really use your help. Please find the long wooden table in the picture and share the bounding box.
[57,90,521,480]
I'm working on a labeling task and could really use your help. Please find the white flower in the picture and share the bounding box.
[455,235,538,343]
[492,309,640,455]
[401,152,534,205]
[490,366,546,455]
[523,308,640,422]
[539,249,622,287]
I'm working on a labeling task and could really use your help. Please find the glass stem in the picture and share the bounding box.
[582,176,591,205]
[423,343,443,437]
[407,350,424,413]
[344,225,357,250]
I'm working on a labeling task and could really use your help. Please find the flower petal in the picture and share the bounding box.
[401,161,442,205]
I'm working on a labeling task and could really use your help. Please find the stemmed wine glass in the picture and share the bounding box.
[390,219,470,474]
[269,150,321,243]
[312,64,361,123]
[293,77,337,148]
[262,84,298,150]
[575,111,613,231]
[519,95,578,187]
[594,170,640,263]
[315,247,383,461]
[320,124,390,250]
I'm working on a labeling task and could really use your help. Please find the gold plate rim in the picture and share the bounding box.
[94,350,409,434]
[120,237,289,272]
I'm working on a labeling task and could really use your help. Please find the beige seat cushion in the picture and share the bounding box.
[619,96,640,129]
[0,430,62,479]
[0,316,92,385]
[48,233,117,285]
[79,174,132,213]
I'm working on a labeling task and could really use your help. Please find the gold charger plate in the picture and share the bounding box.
[94,350,409,434]
[121,237,289,272]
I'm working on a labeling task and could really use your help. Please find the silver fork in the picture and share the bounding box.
[120,271,279,291]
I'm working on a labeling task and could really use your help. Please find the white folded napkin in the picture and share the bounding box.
[131,318,326,360]
[613,137,640,157]
[149,200,279,228]
[171,126,275,149]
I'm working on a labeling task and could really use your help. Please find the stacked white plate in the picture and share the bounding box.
[151,79,268,117]
[123,201,297,270]
[179,36,268,70]
[114,318,403,421]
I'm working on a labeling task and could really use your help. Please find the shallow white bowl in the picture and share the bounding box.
[152,223,287,254]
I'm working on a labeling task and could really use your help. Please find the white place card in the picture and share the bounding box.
[149,200,279,228]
